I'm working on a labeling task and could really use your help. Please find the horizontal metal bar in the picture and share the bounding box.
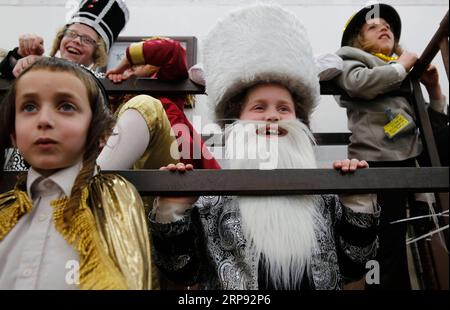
[2,167,447,195]
[320,80,412,97]
[0,76,206,96]
[314,132,351,145]
[0,78,412,97]
[100,77,205,95]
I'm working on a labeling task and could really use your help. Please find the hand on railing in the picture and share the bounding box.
[398,51,419,72]
[333,159,377,214]
[420,64,444,101]
[106,57,133,83]
[332,158,369,172]
[153,163,198,224]
[159,163,198,205]
[106,56,159,83]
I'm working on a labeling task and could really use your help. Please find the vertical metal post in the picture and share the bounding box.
[409,80,449,289]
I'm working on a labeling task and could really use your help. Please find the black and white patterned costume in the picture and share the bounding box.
[150,195,379,290]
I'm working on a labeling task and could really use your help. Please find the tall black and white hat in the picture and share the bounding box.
[68,0,130,52]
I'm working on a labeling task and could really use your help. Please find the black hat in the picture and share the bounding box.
[68,0,129,52]
[341,3,401,47]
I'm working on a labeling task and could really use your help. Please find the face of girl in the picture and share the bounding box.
[59,23,99,66]
[13,69,92,176]
[360,17,395,55]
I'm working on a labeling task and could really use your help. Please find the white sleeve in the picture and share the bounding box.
[97,109,150,170]
[314,53,343,81]
[151,197,193,224]
[188,63,205,86]
[430,95,448,115]
[339,193,377,214]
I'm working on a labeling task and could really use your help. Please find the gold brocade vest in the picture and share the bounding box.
[0,173,156,290]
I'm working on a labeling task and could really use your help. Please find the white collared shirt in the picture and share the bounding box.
[0,162,82,290]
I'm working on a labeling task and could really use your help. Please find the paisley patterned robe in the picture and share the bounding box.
[150,195,379,290]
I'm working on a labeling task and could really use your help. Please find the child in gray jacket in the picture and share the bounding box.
[334,3,448,289]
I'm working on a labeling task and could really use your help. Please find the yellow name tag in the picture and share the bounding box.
[384,114,410,139]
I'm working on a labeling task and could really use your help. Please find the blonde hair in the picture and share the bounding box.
[50,25,108,69]
[351,31,403,56]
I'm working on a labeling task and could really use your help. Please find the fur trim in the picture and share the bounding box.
[203,4,320,123]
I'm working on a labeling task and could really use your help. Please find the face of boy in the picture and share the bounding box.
[239,84,296,137]
[361,17,395,55]
[228,84,320,288]
[13,69,92,176]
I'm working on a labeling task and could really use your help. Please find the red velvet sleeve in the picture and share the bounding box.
[126,39,188,81]
[160,97,221,170]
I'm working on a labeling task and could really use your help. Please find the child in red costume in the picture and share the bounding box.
[99,38,220,170]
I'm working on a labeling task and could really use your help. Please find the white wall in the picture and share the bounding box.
[1,0,448,136]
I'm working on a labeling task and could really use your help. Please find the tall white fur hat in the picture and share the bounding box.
[203,3,320,125]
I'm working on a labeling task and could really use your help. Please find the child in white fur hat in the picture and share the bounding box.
[149,4,379,290]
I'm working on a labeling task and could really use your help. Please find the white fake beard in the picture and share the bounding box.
[224,119,317,170]
[225,119,324,289]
